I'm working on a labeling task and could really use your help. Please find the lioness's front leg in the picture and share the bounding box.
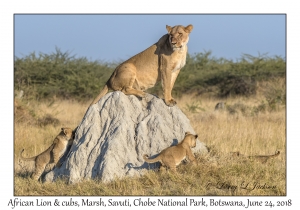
[160,56,176,106]
[170,70,180,91]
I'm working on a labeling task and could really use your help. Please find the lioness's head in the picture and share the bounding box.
[184,131,198,148]
[166,24,193,50]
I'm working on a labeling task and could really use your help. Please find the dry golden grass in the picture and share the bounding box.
[14,100,86,163]
[14,91,286,196]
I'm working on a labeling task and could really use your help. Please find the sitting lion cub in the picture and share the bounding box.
[19,127,76,180]
[143,132,198,172]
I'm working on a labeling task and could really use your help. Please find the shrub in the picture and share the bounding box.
[14,48,114,101]
[184,101,205,113]
[264,79,286,111]
[219,76,257,97]
[14,49,286,101]
[226,102,251,115]
[37,114,60,127]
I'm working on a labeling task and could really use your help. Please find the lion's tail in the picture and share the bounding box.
[19,149,36,161]
[90,84,109,106]
[143,154,160,163]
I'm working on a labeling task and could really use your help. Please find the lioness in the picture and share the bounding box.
[91,24,193,107]
[230,151,280,164]
[143,132,198,172]
[19,127,76,180]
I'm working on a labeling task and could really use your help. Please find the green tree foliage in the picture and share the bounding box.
[14,48,114,101]
[14,49,285,101]
[171,51,286,97]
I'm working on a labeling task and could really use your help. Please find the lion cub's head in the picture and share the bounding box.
[183,131,198,148]
[59,127,74,140]
[166,24,193,50]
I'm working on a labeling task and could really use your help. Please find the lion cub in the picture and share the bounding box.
[19,127,76,180]
[143,132,198,172]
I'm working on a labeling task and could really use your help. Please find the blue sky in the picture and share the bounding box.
[14,14,286,62]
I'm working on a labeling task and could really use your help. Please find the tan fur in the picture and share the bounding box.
[230,151,280,164]
[143,132,198,172]
[91,24,193,107]
[19,127,76,180]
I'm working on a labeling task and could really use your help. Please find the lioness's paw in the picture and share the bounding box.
[165,98,177,107]
[141,92,149,99]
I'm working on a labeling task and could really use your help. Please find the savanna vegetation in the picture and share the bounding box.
[14,49,286,196]
[14,48,285,101]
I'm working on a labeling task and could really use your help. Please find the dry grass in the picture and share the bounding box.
[14,90,286,196]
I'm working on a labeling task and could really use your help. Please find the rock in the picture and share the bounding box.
[44,92,208,183]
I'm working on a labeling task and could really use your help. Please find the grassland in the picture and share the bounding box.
[14,80,286,196]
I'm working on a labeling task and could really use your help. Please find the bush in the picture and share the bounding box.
[37,114,60,127]
[14,48,114,101]
[14,49,286,101]
[264,79,286,111]
[226,102,251,115]
[184,101,205,113]
[219,76,257,97]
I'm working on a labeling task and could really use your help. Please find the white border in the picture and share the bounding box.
[2,0,299,209]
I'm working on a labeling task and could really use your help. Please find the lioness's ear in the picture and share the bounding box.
[184,24,193,33]
[166,25,172,33]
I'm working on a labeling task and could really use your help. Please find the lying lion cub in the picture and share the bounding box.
[230,151,280,164]
[19,127,76,180]
[143,132,198,172]
[91,24,193,107]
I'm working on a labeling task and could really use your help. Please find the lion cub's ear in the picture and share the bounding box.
[184,24,193,33]
[61,128,66,135]
[166,25,172,33]
[61,127,69,136]
[185,131,191,135]
[233,151,240,157]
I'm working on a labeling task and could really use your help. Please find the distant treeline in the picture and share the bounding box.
[14,48,286,101]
